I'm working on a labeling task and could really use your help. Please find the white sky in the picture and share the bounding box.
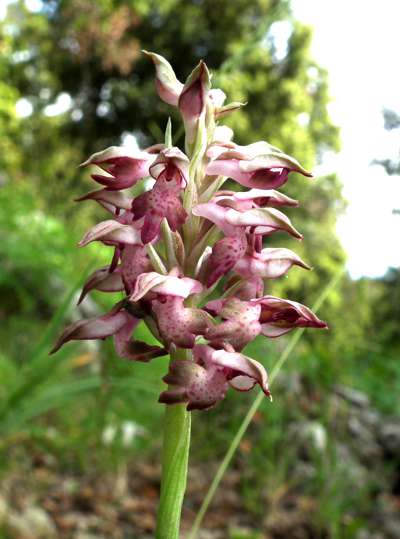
[292,0,400,278]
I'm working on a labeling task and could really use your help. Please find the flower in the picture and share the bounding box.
[78,215,142,248]
[131,147,189,243]
[50,303,166,361]
[75,188,132,214]
[205,295,327,349]
[234,247,311,280]
[255,295,328,337]
[80,145,159,190]
[206,140,312,190]
[205,297,262,351]
[159,344,271,410]
[193,198,302,239]
[178,60,210,145]
[193,195,303,286]
[130,271,210,348]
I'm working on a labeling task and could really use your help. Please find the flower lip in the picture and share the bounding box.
[149,147,189,187]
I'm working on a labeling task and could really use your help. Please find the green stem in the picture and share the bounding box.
[156,348,192,539]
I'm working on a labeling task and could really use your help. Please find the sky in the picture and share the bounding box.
[292,0,400,278]
[3,0,400,278]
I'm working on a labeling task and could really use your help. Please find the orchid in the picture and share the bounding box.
[52,52,327,539]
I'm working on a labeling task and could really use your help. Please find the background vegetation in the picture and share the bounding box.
[0,1,399,538]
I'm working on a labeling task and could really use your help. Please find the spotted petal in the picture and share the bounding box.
[159,344,270,410]
[152,296,211,348]
[205,297,262,351]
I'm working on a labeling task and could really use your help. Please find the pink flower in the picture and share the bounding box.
[54,52,328,412]
[78,212,151,296]
[202,233,247,288]
[78,215,142,248]
[130,271,209,348]
[205,295,327,349]
[149,147,189,186]
[78,265,124,305]
[159,344,271,410]
[255,295,328,337]
[212,188,299,211]
[234,247,311,279]
[75,188,132,214]
[130,271,203,302]
[205,297,262,351]
[80,145,159,190]
[193,201,302,239]
[131,148,189,243]
[51,303,166,362]
[178,60,210,145]
[193,197,303,286]
[206,140,312,190]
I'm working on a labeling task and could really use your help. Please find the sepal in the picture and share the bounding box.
[143,50,183,106]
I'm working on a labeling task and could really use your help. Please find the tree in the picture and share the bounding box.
[373,108,400,176]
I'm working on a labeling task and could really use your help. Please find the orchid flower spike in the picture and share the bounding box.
[53,51,327,411]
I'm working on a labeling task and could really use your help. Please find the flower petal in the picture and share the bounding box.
[152,296,211,348]
[132,175,187,244]
[130,272,202,302]
[81,146,156,190]
[76,189,132,213]
[51,307,130,354]
[78,266,124,304]
[234,247,310,279]
[79,220,142,247]
[211,349,270,397]
[204,234,247,287]
[120,245,152,294]
[178,60,211,144]
[225,208,303,239]
[253,295,328,337]
[143,50,184,106]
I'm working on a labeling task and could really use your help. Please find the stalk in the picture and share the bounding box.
[156,347,192,539]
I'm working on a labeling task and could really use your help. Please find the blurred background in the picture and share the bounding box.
[0,1,399,538]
